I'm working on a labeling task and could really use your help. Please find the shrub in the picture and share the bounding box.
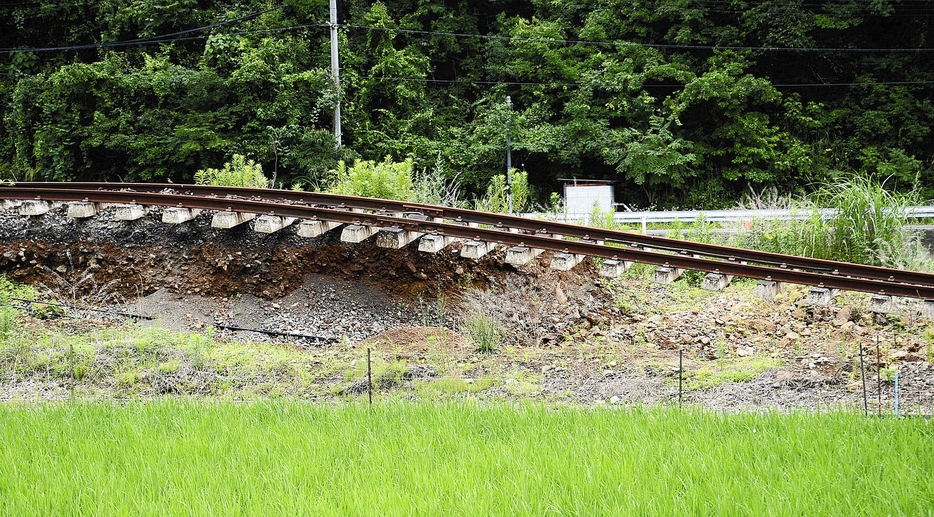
[412,155,463,207]
[475,170,530,213]
[814,175,917,266]
[327,157,415,200]
[734,175,924,267]
[195,154,268,188]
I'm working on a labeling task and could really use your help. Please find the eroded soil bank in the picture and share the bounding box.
[1,204,932,412]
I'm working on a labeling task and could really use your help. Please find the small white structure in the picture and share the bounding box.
[561,178,615,218]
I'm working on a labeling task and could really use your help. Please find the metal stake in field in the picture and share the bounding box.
[367,348,373,405]
[678,347,683,409]
[894,368,900,418]
[876,336,882,417]
[859,342,868,417]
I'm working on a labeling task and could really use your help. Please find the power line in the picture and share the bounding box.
[354,75,934,90]
[3,12,932,89]
[645,0,934,15]
[340,24,934,54]
[0,4,293,54]
[4,14,933,56]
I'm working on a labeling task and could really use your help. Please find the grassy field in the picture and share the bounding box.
[0,401,931,516]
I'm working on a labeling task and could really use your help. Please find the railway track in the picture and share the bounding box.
[3,182,934,301]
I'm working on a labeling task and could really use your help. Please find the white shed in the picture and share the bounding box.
[560,178,615,216]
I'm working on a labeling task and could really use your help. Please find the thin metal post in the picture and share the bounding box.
[894,368,899,418]
[505,96,513,214]
[859,342,868,416]
[329,0,342,148]
[876,337,882,416]
[367,348,372,405]
[678,347,683,409]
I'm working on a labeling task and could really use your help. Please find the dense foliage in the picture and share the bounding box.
[2,0,933,207]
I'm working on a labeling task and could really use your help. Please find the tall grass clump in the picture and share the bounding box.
[0,288,15,342]
[587,202,618,230]
[463,311,501,353]
[815,175,919,266]
[666,214,721,244]
[736,175,926,267]
[325,155,464,206]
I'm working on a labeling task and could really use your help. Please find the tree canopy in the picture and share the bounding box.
[2,0,933,208]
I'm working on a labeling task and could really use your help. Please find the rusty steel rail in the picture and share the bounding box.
[12,181,934,288]
[2,185,934,299]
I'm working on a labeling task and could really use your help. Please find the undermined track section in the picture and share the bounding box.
[5,182,934,300]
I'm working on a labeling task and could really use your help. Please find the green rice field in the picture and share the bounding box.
[0,401,931,516]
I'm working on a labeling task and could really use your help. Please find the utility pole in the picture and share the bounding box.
[505,96,513,214]
[330,0,341,148]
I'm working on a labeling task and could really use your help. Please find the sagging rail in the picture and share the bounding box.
[4,182,934,300]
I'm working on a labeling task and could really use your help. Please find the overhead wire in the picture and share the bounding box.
[0,8,931,88]
[339,24,934,54]
[2,10,933,55]
[359,75,934,89]
[644,0,934,16]
[0,3,296,54]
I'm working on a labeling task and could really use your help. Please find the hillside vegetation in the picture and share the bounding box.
[2,1,933,208]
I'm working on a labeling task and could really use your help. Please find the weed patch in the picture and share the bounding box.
[463,311,501,354]
[680,357,782,390]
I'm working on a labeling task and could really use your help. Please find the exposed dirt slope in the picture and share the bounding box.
[0,204,932,412]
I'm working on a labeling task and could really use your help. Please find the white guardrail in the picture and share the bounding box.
[521,207,934,233]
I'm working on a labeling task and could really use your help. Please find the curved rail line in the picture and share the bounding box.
[3,182,934,299]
